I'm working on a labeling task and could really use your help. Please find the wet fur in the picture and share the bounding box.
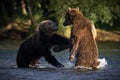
[16,20,69,68]
[63,8,99,69]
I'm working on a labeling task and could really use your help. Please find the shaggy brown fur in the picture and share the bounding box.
[63,7,99,69]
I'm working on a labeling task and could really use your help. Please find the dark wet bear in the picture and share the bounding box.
[16,20,69,68]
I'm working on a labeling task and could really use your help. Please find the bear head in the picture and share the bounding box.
[63,7,83,26]
[39,20,58,36]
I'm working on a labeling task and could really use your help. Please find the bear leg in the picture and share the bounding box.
[44,51,64,68]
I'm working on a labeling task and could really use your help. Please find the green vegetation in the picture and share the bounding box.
[0,0,120,38]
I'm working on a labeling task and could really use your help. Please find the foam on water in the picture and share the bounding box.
[97,58,108,69]
[64,61,74,68]
[75,66,92,70]
[63,58,108,69]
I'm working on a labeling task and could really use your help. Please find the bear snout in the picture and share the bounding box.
[53,27,58,31]
[55,22,58,27]
[53,22,59,31]
[63,22,67,26]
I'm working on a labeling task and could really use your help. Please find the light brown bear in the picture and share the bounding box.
[63,7,99,69]
[16,20,69,68]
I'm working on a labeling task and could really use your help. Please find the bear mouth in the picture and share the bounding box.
[48,27,58,34]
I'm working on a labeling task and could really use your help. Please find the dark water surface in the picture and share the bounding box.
[0,40,120,80]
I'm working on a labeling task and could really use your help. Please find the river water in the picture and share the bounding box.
[0,40,120,80]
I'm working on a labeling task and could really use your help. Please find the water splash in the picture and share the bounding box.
[75,66,92,70]
[64,58,108,69]
[29,58,107,69]
[64,61,74,68]
[97,58,108,69]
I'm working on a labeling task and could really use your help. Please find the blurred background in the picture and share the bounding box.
[0,0,120,41]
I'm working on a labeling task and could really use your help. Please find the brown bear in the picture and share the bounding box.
[16,20,69,68]
[63,7,99,69]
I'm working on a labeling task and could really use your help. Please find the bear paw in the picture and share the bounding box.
[69,55,75,62]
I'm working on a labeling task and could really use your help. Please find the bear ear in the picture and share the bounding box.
[68,7,71,11]
[76,7,79,11]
